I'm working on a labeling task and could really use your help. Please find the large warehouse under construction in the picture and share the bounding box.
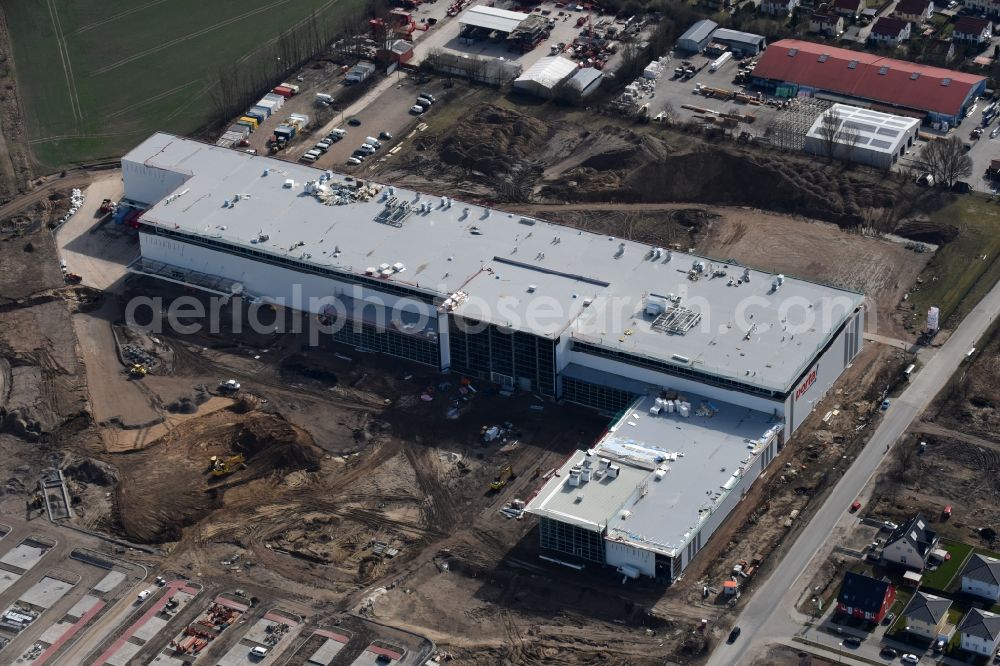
[122,132,865,581]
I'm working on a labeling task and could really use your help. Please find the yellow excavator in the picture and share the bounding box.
[129,364,148,378]
[208,454,246,477]
[489,463,515,491]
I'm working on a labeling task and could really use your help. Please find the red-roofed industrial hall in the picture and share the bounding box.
[751,39,986,126]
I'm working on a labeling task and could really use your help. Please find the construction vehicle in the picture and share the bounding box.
[64,272,82,284]
[489,463,515,491]
[129,364,148,378]
[209,454,246,477]
[218,379,241,394]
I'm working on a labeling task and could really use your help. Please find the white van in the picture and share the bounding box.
[137,589,153,602]
[250,646,268,659]
[364,136,381,148]
[300,150,320,163]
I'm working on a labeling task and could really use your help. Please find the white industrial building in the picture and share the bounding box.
[459,5,529,34]
[122,132,865,581]
[513,56,579,98]
[804,104,920,169]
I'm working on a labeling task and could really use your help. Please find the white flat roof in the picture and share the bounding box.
[514,56,579,89]
[806,104,919,155]
[124,133,863,393]
[459,5,528,33]
[526,393,781,556]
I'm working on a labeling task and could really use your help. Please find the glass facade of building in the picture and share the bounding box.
[561,376,638,414]
[539,517,605,564]
[448,317,556,396]
[329,320,439,366]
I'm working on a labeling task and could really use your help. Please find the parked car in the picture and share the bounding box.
[315,141,331,153]
[346,157,362,165]
[137,589,153,602]
[418,92,436,103]
[250,646,269,659]
[883,521,898,531]
[843,636,861,648]
[358,144,376,154]
[727,627,741,643]
[379,131,392,140]
[952,181,971,193]
[415,98,432,109]
[850,500,862,513]
[347,117,362,126]
[351,150,368,159]
[410,105,425,114]
[901,653,919,665]
[880,646,898,658]
[300,151,319,163]
[882,612,896,626]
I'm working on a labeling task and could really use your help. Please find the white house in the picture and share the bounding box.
[959,609,1000,656]
[810,12,845,36]
[882,514,938,570]
[903,591,952,640]
[868,17,911,46]
[961,554,1000,602]
[953,16,994,44]
[761,0,798,15]
[894,0,934,23]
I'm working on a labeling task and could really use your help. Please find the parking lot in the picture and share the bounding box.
[290,79,448,171]
[0,520,146,665]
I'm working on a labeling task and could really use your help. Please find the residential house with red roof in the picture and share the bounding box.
[750,39,987,124]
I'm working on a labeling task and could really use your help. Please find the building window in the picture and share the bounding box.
[539,517,605,563]
[561,376,638,414]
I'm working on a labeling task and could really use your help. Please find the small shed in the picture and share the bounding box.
[565,67,603,98]
[903,570,923,586]
[677,19,718,53]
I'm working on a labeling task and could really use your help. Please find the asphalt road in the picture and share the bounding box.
[708,277,1000,666]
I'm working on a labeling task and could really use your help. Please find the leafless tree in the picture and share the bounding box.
[920,136,973,187]
[839,121,861,164]
[661,101,677,125]
[816,108,842,159]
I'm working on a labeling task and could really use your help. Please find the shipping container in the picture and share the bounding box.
[274,123,296,139]
[262,93,285,108]
[273,86,294,98]
[216,137,235,148]
[250,104,271,118]
[245,110,266,124]
[227,124,251,137]
[238,116,259,129]
[236,119,255,131]
[279,82,301,94]
[289,113,310,128]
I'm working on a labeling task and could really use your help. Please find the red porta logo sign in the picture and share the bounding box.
[795,368,818,401]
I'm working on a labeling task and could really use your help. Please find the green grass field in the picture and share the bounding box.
[908,195,1000,328]
[922,539,973,591]
[4,0,361,169]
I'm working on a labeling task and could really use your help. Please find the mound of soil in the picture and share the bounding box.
[439,105,550,176]
[235,417,322,472]
[894,219,960,244]
[545,146,901,228]
[64,458,117,486]
[113,412,322,543]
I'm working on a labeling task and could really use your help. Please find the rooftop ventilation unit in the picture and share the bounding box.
[848,60,858,69]
[652,305,702,335]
